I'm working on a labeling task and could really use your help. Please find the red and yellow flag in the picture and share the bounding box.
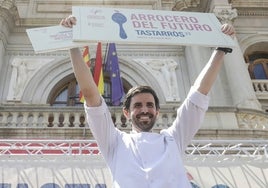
[79,46,90,103]
[93,42,104,95]
[83,46,90,66]
[79,43,104,103]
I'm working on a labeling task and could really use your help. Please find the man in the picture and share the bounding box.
[61,15,235,188]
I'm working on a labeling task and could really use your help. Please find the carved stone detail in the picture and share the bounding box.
[0,0,19,24]
[237,9,268,17]
[213,6,238,24]
[7,58,54,101]
[133,58,180,102]
[237,112,268,130]
[173,0,201,11]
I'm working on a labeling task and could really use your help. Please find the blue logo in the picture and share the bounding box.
[112,11,127,39]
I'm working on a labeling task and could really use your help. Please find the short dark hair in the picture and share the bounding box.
[122,86,160,111]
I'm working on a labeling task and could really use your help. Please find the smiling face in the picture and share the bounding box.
[123,92,159,132]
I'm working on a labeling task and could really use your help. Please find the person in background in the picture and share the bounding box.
[60,15,235,188]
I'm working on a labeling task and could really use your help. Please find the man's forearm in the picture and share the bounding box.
[69,48,101,107]
[194,50,225,95]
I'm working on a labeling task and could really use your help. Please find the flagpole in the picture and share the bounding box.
[103,43,109,72]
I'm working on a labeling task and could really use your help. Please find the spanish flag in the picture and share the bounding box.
[79,46,90,103]
[83,46,90,66]
[93,42,104,95]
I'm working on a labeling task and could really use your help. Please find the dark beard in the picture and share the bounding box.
[131,113,156,132]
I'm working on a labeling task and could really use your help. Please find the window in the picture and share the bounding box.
[48,53,132,106]
[48,76,130,106]
[48,73,131,107]
[246,52,268,79]
[248,58,268,79]
[48,76,83,107]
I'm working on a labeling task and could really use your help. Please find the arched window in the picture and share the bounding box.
[48,76,82,106]
[250,59,268,79]
[47,60,131,106]
[48,75,130,107]
[247,54,268,79]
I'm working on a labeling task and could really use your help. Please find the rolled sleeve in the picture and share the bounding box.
[187,87,210,111]
[84,97,107,115]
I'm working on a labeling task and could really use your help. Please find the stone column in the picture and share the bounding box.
[185,46,210,85]
[0,2,18,102]
[0,10,10,102]
[0,40,4,78]
[213,2,262,110]
[185,45,232,106]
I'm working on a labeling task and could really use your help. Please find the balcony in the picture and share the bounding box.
[0,106,268,140]
[252,79,268,112]
[0,104,177,139]
[0,79,268,140]
[252,79,268,99]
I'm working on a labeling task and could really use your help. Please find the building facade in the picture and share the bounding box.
[0,0,268,187]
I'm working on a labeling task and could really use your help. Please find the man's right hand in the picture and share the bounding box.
[60,15,77,28]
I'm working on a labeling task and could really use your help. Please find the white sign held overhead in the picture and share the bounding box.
[72,6,235,47]
[26,7,236,53]
[26,26,89,53]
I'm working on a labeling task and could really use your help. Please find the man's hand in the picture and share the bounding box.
[215,24,236,54]
[60,15,77,28]
[221,23,235,37]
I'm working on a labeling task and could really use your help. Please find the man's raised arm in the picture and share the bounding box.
[194,23,235,95]
[61,16,101,107]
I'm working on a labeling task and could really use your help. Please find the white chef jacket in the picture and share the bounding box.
[85,87,209,188]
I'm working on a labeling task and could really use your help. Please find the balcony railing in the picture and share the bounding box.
[0,105,176,131]
[252,79,268,99]
[0,79,267,138]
